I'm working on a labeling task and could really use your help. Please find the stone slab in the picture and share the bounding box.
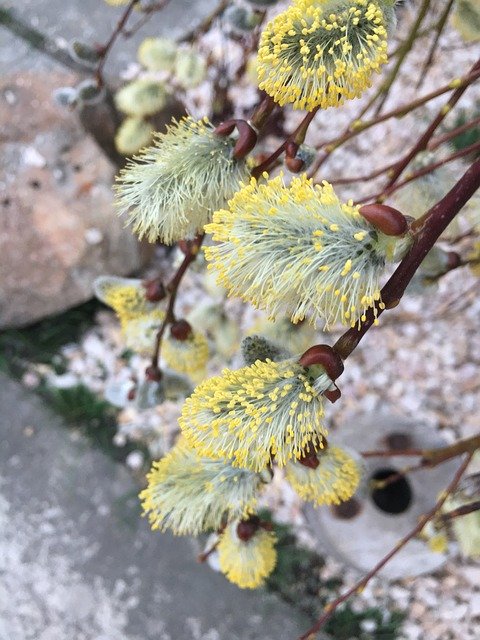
[0,374,304,640]
[0,0,214,75]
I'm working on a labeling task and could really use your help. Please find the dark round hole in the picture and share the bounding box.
[370,467,412,515]
[2,197,10,207]
[330,497,362,520]
[29,180,41,189]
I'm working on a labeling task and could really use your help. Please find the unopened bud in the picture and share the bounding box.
[298,450,320,470]
[359,204,408,237]
[299,345,344,381]
[285,156,304,173]
[236,516,260,541]
[170,319,192,341]
[145,365,162,381]
[143,279,166,302]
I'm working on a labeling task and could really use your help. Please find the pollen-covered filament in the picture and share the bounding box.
[257,0,390,111]
[206,174,399,329]
[180,358,332,472]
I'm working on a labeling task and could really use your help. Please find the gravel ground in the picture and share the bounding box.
[19,3,480,639]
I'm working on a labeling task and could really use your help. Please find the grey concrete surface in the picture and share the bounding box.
[0,0,213,75]
[0,374,303,640]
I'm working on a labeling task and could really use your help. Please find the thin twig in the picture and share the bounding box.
[373,0,431,116]
[297,453,473,640]
[96,0,140,86]
[357,138,480,204]
[150,235,204,371]
[308,64,480,178]
[429,114,480,151]
[415,0,455,90]
[440,500,480,523]
[382,57,480,191]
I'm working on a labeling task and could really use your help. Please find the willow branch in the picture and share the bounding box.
[382,57,480,190]
[440,500,480,523]
[429,114,480,151]
[333,157,480,360]
[373,0,431,116]
[356,138,480,204]
[96,0,140,86]
[308,64,480,178]
[150,235,204,371]
[297,452,473,640]
[415,0,455,90]
[251,107,320,178]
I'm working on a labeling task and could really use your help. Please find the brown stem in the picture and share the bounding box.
[415,0,455,90]
[251,108,320,178]
[429,114,480,151]
[440,500,480,523]
[383,57,480,190]
[150,235,204,370]
[297,453,473,640]
[373,0,431,116]
[356,138,480,205]
[361,448,425,458]
[308,65,480,178]
[121,0,172,38]
[333,157,480,360]
[96,0,140,86]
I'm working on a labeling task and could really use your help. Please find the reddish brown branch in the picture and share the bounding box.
[150,235,204,371]
[440,500,480,523]
[308,65,480,178]
[297,453,473,640]
[333,157,480,361]
[383,58,480,190]
[429,115,480,151]
[96,0,140,86]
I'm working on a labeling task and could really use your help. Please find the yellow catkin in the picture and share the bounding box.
[139,440,265,536]
[257,0,391,111]
[285,445,361,505]
[179,357,332,471]
[205,173,399,329]
[217,524,277,589]
[163,331,209,375]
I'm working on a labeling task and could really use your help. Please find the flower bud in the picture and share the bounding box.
[236,516,260,542]
[170,319,193,341]
[138,37,177,72]
[145,365,162,382]
[68,40,101,68]
[115,79,168,117]
[142,279,166,303]
[299,345,344,381]
[114,117,154,155]
[359,204,408,237]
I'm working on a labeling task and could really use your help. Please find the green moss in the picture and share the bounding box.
[0,301,100,375]
[0,301,149,464]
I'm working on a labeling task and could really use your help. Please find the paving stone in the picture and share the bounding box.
[0,374,304,640]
